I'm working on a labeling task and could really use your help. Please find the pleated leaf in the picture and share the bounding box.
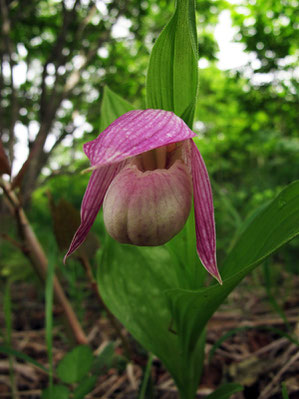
[146,0,198,127]
[98,242,205,399]
[166,181,299,358]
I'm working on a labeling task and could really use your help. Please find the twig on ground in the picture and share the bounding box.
[258,345,299,399]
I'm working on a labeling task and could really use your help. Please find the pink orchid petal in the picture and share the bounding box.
[191,140,222,284]
[84,109,196,167]
[65,109,221,285]
[64,161,124,262]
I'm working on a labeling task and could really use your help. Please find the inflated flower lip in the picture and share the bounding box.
[64,109,222,284]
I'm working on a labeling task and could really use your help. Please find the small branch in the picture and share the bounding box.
[50,123,76,151]
[16,0,123,199]
[0,233,25,252]
[75,2,98,41]
[38,168,78,188]
[40,0,81,117]
[258,345,299,399]
[1,178,88,345]
[60,30,109,99]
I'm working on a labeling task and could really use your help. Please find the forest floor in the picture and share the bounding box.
[0,269,298,399]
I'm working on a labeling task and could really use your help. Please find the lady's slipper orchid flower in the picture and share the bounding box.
[65,109,222,284]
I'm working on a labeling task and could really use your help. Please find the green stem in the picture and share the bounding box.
[138,353,153,399]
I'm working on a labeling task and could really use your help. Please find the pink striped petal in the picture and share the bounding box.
[64,161,124,262]
[84,109,196,167]
[191,140,222,284]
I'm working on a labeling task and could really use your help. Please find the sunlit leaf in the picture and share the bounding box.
[146,0,198,126]
[100,86,135,131]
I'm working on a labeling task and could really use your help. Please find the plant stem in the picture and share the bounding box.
[138,353,153,399]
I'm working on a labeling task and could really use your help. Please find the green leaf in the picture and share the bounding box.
[166,181,299,357]
[165,206,207,290]
[91,342,115,375]
[222,180,299,279]
[56,345,94,384]
[98,242,178,373]
[206,383,243,399]
[41,385,69,399]
[0,345,48,373]
[73,375,97,399]
[100,86,135,131]
[98,238,206,399]
[146,0,198,127]
[98,242,188,396]
[281,382,290,399]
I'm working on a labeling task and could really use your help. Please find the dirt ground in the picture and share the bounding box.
[0,271,298,399]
